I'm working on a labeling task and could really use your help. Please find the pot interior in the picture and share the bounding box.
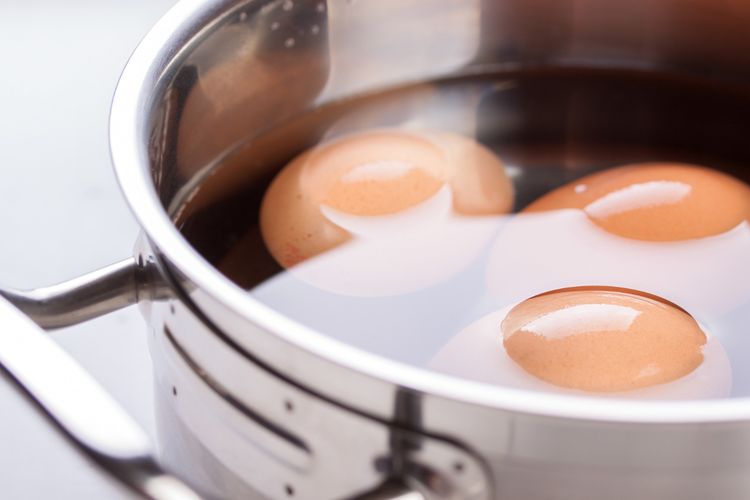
[145,0,750,400]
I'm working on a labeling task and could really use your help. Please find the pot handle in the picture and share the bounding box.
[1,257,146,329]
[0,294,202,499]
[0,262,428,500]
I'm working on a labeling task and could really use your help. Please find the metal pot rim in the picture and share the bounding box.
[109,0,750,425]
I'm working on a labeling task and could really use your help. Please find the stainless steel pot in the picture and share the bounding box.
[4,0,750,499]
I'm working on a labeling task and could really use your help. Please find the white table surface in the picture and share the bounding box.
[0,1,178,498]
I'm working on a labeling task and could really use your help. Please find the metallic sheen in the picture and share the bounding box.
[2,258,141,329]
[106,0,750,498]
[0,296,202,500]
[4,0,740,498]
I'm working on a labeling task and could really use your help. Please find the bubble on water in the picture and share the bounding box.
[310,25,320,35]
[271,21,280,31]
[284,37,296,48]
[282,0,294,11]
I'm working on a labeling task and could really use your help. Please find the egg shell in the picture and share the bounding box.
[525,163,750,241]
[259,129,514,295]
[429,306,731,400]
[502,289,707,392]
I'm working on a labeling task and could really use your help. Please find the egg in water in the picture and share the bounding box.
[486,163,750,318]
[430,288,731,399]
[525,162,750,241]
[259,129,513,296]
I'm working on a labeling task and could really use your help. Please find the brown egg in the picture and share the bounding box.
[525,163,750,241]
[501,288,707,392]
[429,295,730,399]
[260,129,513,268]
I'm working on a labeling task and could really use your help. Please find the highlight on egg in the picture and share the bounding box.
[525,162,750,241]
[429,287,731,400]
[259,129,514,296]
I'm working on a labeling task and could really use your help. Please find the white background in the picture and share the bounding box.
[0,1,177,498]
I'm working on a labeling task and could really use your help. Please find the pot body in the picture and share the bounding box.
[108,0,750,498]
[140,236,750,500]
[141,241,490,500]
